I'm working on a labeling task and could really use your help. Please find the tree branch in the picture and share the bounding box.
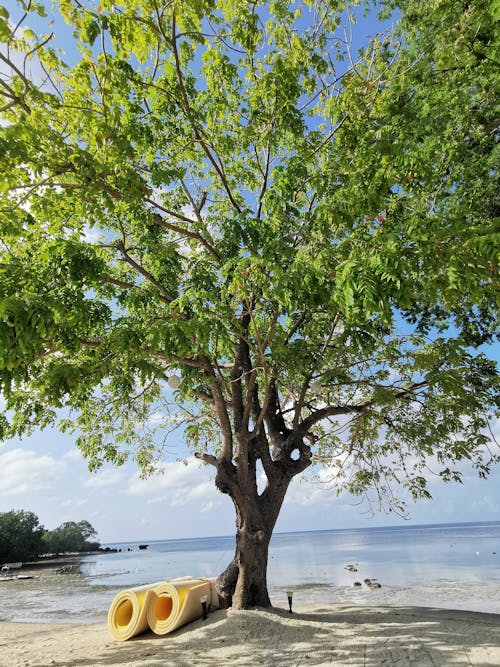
[202,358,233,460]
[293,312,341,429]
[171,13,241,214]
[231,310,251,438]
[256,145,270,220]
[0,77,31,114]
[77,338,207,369]
[101,276,137,290]
[194,451,218,467]
[180,178,206,223]
[40,166,221,262]
[298,381,429,433]
[115,240,176,302]
[284,310,311,345]
[148,206,221,262]
[0,51,32,89]
[101,275,173,305]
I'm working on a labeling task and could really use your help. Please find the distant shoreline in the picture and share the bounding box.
[102,518,500,547]
[9,550,115,571]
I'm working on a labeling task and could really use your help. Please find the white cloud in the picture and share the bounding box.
[82,224,103,244]
[488,417,500,441]
[200,499,217,514]
[147,411,165,424]
[127,457,222,512]
[63,448,84,461]
[171,480,215,507]
[59,497,88,509]
[0,448,66,496]
[84,468,127,489]
[146,494,170,505]
[285,472,338,507]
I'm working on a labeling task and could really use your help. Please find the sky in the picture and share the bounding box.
[1,2,499,545]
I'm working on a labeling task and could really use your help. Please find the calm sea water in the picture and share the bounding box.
[1,521,499,623]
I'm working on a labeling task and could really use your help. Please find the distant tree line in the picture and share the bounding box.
[0,510,100,563]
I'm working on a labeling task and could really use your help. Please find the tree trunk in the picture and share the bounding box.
[209,408,313,609]
[214,457,291,609]
[217,510,275,609]
[233,521,273,608]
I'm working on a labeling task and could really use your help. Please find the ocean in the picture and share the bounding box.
[1,521,499,623]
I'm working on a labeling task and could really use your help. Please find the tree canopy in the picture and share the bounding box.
[0,0,498,606]
[0,509,45,563]
[0,510,99,562]
[42,519,100,554]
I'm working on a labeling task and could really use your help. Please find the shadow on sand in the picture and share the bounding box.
[60,604,500,667]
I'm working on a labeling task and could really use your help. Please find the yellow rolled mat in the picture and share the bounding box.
[107,580,165,641]
[147,577,219,636]
[107,576,218,640]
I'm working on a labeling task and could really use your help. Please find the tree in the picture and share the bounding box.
[0,0,498,608]
[42,520,100,554]
[0,510,45,563]
[76,519,99,543]
[0,511,99,560]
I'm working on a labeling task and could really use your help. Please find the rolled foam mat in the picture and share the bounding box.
[107,580,165,641]
[147,577,219,635]
[107,576,218,640]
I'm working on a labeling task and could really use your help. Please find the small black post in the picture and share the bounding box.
[201,594,208,620]
[286,590,293,613]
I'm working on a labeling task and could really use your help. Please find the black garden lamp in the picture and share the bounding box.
[200,594,208,620]
[286,590,293,613]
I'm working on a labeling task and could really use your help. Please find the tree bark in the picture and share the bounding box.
[216,502,277,609]
[214,443,297,609]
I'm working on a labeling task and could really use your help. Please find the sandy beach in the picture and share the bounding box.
[1,604,499,667]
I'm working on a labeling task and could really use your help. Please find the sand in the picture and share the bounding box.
[1,604,499,667]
